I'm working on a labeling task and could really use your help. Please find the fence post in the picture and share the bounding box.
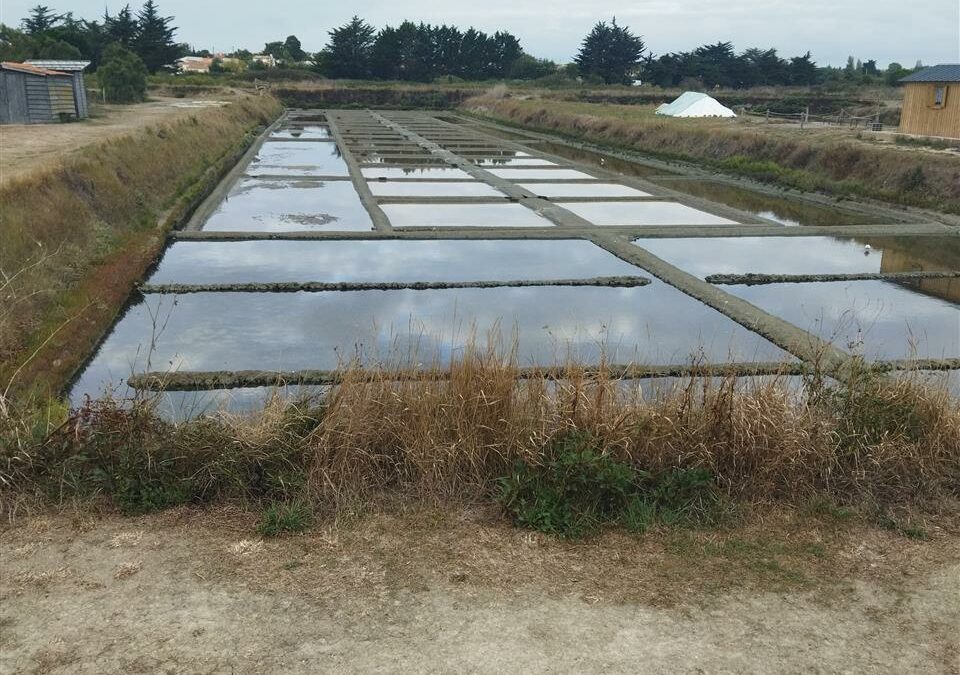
[766,109,770,124]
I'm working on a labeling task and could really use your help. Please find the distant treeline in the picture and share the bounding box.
[1,6,924,89]
[0,3,183,72]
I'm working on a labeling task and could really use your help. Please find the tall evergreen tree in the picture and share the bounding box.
[105,5,138,48]
[575,18,645,84]
[283,35,306,61]
[132,0,182,73]
[321,16,376,79]
[22,5,61,34]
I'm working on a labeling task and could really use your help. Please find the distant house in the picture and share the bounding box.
[0,62,79,124]
[252,54,277,68]
[655,92,736,118]
[25,60,91,119]
[177,56,215,73]
[898,64,960,139]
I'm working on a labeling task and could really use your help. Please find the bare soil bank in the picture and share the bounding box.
[1,507,958,674]
[0,93,282,396]
[462,95,960,214]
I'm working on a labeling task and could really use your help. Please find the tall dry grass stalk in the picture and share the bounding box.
[306,343,960,508]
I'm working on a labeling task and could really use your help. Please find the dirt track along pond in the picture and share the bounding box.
[70,110,960,414]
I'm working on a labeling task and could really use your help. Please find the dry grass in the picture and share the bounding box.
[4,342,955,520]
[462,94,960,213]
[0,93,282,397]
[307,348,960,509]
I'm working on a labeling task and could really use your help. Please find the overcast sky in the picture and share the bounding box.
[3,0,958,67]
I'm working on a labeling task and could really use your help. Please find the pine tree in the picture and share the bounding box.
[132,0,182,73]
[321,16,376,79]
[575,18,645,84]
[22,5,61,35]
[105,5,138,47]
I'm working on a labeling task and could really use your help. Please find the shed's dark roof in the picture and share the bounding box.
[900,64,960,82]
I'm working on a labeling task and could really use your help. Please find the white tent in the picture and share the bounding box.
[655,92,736,118]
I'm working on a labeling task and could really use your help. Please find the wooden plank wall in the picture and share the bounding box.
[24,74,52,122]
[48,77,77,117]
[899,83,960,138]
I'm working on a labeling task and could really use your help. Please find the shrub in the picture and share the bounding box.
[258,499,312,536]
[496,430,725,537]
[99,43,148,104]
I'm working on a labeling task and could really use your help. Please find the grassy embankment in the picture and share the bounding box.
[2,346,957,538]
[0,93,282,399]
[461,93,960,213]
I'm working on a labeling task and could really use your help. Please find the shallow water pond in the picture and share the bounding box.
[651,179,877,227]
[727,280,959,360]
[521,183,651,198]
[361,167,470,179]
[537,142,676,178]
[202,178,372,232]
[381,203,553,228]
[368,181,506,197]
[560,201,739,226]
[71,284,791,403]
[489,168,596,180]
[149,240,645,285]
[248,142,349,177]
[270,126,332,139]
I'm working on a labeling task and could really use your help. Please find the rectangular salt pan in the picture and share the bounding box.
[71,284,792,403]
[560,201,739,226]
[362,167,471,179]
[381,203,553,228]
[248,142,349,176]
[634,236,902,278]
[202,178,372,232]
[489,168,595,180]
[368,181,505,197]
[148,240,646,285]
[727,280,959,360]
[521,183,651,198]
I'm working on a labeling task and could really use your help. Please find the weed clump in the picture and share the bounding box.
[496,430,726,537]
[258,499,313,537]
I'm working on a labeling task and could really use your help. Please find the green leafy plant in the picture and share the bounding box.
[258,499,312,537]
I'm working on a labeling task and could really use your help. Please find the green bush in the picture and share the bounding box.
[99,43,148,104]
[496,431,725,537]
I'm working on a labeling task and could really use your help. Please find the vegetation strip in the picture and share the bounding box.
[127,362,808,391]
[707,271,960,285]
[138,276,651,294]
[125,358,960,391]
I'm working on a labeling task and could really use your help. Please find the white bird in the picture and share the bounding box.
[599,158,606,166]
[863,244,872,256]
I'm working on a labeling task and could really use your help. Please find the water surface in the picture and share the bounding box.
[149,240,645,284]
[560,201,739,226]
[522,183,651,198]
[368,181,505,197]
[203,178,372,232]
[247,142,349,177]
[71,284,792,402]
[728,281,959,360]
[381,203,553,228]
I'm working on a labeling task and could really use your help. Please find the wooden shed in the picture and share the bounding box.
[0,62,78,124]
[25,60,91,119]
[898,64,960,139]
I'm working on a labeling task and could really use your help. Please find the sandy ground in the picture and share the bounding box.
[0,97,231,185]
[1,507,958,674]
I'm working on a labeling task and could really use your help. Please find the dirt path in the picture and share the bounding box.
[1,508,958,674]
[0,97,231,185]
